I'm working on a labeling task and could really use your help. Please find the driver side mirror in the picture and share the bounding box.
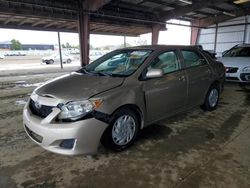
[146,69,164,79]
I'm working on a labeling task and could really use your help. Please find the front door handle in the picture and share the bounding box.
[179,75,186,81]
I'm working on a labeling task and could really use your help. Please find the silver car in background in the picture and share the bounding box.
[218,44,250,83]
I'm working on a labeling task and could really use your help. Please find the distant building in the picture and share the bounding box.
[0,42,54,50]
[22,44,54,50]
[0,41,11,49]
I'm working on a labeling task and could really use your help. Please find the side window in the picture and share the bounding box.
[149,51,180,74]
[181,50,207,68]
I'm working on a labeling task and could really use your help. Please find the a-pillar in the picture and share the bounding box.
[78,12,90,66]
[152,25,160,45]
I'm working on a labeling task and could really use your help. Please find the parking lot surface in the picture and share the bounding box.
[0,71,250,188]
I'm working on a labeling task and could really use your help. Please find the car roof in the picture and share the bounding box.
[121,45,200,51]
[234,43,250,48]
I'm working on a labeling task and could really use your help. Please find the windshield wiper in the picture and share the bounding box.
[108,73,126,77]
[77,67,89,74]
[78,69,125,77]
[96,72,111,76]
[95,72,126,77]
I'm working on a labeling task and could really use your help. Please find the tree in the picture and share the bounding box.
[103,46,110,50]
[89,44,94,50]
[10,39,22,50]
[62,42,79,49]
[66,42,71,48]
[134,38,147,46]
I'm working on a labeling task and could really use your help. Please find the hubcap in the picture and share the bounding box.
[208,88,219,107]
[112,115,136,146]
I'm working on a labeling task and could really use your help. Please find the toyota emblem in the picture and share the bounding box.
[35,101,42,109]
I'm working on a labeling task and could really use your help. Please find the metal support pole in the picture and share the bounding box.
[190,23,200,45]
[214,24,218,53]
[78,12,90,66]
[124,36,126,48]
[152,25,160,45]
[243,15,248,44]
[57,32,63,69]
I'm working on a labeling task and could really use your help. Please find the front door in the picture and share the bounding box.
[144,50,188,123]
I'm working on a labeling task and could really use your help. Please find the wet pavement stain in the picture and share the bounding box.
[15,100,27,106]
[235,86,250,106]
[0,130,28,145]
[137,124,172,141]
[0,175,17,188]
[205,130,215,140]
[0,81,42,90]
[0,110,22,119]
[219,110,246,138]
[21,181,56,188]
[0,93,29,100]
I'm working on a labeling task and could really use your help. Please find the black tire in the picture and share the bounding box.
[66,59,72,64]
[202,83,220,111]
[101,108,140,151]
[49,59,54,64]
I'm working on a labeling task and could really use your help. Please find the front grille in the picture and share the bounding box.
[225,67,238,73]
[29,99,54,118]
[25,125,43,143]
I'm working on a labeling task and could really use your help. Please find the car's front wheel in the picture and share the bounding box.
[101,108,140,151]
[66,59,72,64]
[202,83,220,111]
[49,59,54,64]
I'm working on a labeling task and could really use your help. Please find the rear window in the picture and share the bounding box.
[181,50,207,68]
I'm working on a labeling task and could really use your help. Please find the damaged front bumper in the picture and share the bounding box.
[23,103,109,155]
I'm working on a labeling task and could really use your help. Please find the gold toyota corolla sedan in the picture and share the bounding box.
[23,45,225,155]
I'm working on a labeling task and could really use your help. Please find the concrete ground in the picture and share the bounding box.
[0,70,250,188]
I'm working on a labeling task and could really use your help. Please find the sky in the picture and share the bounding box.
[0,20,191,47]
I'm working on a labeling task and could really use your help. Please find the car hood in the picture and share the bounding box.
[218,57,250,67]
[35,72,124,101]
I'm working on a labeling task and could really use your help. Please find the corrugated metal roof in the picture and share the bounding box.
[0,0,249,35]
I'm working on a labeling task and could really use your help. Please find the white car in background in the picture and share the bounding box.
[89,51,104,62]
[218,44,250,83]
[0,54,5,59]
[42,53,73,64]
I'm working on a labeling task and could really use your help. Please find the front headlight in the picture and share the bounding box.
[242,66,250,73]
[58,99,102,120]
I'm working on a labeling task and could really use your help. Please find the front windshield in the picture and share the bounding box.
[80,49,152,77]
[223,47,250,57]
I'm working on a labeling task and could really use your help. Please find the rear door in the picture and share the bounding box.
[180,49,212,106]
[144,50,188,123]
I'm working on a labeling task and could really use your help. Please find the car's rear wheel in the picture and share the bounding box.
[202,83,220,111]
[101,108,140,151]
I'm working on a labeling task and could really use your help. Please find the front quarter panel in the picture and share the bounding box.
[93,82,146,127]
